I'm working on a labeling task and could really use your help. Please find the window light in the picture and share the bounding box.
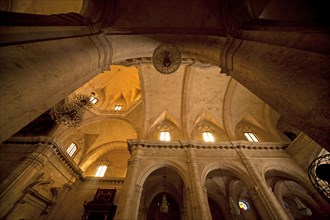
[238,200,249,211]
[90,96,98,104]
[95,165,107,177]
[159,131,171,141]
[244,132,259,142]
[114,105,122,111]
[203,131,215,142]
[67,143,77,157]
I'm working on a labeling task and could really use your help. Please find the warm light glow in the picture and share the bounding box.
[239,200,249,211]
[67,143,77,157]
[90,96,98,104]
[160,194,169,213]
[203,131,215,142]
[159,131,171,141]
[95,165,107,177]
[114,105,122,111]
[244,132,259,142]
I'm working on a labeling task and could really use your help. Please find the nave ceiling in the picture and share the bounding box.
[51,60,284,178]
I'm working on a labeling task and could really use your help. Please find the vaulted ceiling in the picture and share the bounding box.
[1,0,329,177]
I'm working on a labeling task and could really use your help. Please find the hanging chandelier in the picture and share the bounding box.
[152,43,181,74]
[50,94,92,127]
[160,167,169,213]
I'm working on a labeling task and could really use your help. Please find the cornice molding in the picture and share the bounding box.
[127,139,289,153]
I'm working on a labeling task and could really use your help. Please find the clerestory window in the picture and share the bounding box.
[114,105,122,111]
[67,143,77,157]
[244,132,259,142]
[95,165,107,177]
[203,131,215,142]
[159,131,171,141]
[90,96,98,104]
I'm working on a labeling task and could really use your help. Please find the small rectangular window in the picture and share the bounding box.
[95,165,107,177]
[67,143,77,157]
[114,105,122,111]
[244,132,259,142]
[90,97,98,104]
[203,132,215,142]
[159,131,171,141]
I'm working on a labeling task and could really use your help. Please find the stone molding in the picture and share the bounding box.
[127,139,288,153]
[83,177,124,184]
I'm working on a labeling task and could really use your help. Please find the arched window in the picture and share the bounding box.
[244,132,259,142]
[95,165,107,177]
[238,200,249,211]
[159,131,171,141]
[203,131,215,142]
[67,143,77,157]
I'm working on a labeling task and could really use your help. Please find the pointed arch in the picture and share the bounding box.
[146,110,184,140]
[191,111,230,142]
[235,114,272,142]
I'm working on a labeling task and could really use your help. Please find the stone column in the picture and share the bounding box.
[0,143,52,219]
[236,148,289,220]
[114,145,143,220]
[183,186,193,220]
[186,148,212,220]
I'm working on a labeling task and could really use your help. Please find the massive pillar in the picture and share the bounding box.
[114,145,143,220]
[0,11,112,143]
[221,25,330,151]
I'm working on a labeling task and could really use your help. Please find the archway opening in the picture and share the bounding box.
[139,167,185,220]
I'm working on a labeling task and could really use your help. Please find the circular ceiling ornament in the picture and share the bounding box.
[152,43,181,74]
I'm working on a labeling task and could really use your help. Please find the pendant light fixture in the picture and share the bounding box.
[152,43,181,74]
[160,167,169,213]
[308,154,330,203]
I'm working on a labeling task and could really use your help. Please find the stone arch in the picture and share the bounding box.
[262,165,313,193]
[55,117,137,176]
[146,110,184,141]
[137,161,187,220]
[136,159,189,188]
[79,141,127,171]
[191,111,230,142]
[202,162,255,189]
[203,163,260,219]
[264,167,329,217]
[273,180,323,217]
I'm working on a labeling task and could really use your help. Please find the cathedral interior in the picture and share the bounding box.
[0,0,329,219]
